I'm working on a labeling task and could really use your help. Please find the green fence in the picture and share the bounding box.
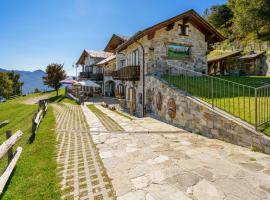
[161,67,270,129]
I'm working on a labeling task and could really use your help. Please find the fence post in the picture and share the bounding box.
[6,130,13,163]
[32,113,37,136]
[255,88,258,130]
[211,77,214,108]
[185,70,188,95]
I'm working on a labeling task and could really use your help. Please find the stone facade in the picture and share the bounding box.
[116,20,208,116]
[145,75,270,154]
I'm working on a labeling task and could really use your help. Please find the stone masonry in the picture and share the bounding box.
[145,75,270,154]
[116,19,208,116]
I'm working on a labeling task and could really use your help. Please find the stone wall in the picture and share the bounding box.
[145,75,270,154]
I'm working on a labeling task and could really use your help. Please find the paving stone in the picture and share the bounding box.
[193,180,225,200]
[240,162,265,171]
[131,176,148,189]
[148,184,191,200]
[100,151,113,159]
[128,164,148,179]
[214,178,267,200]
[166,171,201,190]
[126,146,138,153]
[145,193,156,200]
[118,190,145,200]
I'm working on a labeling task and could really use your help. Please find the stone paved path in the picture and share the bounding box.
[52,103,115,200]
[82,104,270,200]
[23,93,51,105]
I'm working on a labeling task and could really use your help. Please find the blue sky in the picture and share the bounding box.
[0,0,225,75]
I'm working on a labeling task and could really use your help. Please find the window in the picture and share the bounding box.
[86,66,93,73]
[179,23,189,36]
[120,59,125,68]
[131,49,139,65]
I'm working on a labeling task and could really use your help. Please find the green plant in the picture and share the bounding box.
[43,63,66,96]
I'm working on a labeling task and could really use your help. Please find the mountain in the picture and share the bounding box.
[0,68,50,94]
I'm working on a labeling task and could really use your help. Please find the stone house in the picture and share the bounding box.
[76,49,113,85]
[208,50,269,76]
[113,9,224,116]
[97,55,116,97]
[97,34,129,97]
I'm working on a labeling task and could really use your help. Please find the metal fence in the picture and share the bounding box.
[161,67,270,129]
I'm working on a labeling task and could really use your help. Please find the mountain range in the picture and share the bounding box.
[0,68,50,94]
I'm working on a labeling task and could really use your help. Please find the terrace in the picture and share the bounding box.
[79,72,103,81]
[162,67,270,129]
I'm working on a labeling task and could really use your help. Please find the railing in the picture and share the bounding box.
[161,66,270,129]
[0,130,23,194]
[112,71,120,80]
[0,120,9,128]
[104,71,113,76]
[79,72,103,81]
[112,65,140,81]
[31,100,48,139]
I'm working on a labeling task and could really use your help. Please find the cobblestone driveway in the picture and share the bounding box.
[52,103,115,200]
[82,104,270,200]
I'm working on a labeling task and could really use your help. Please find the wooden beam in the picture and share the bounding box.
[0,147,23,194]
[166,22,175,31]
[0,130,23,160]
[147,30,156,40]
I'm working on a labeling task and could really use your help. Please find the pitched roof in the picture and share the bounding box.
[76,49,113,65]
[84,49,113,58]
[115,34,129,41]
[207,50,243,63]
[239,51,266,60]
[96,55,116,66]
[116,9,225,52]
[104,34,129,52]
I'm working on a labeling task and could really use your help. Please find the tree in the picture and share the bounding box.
[205,4,233,28]
[34,88,40,93]
[0,72,13,98]
[43,63,66,96]
[7,71,24,96]
[229,0,270,38]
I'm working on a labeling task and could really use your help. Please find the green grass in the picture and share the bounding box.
[162,75,270,130]
[88,105,124,132]
[110,109,133,120]
[48,89,79,105]
[0,94,61,199]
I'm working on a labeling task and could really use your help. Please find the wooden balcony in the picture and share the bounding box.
[79,72,103,81]
[112,65,140,81]
[103,71,113,76]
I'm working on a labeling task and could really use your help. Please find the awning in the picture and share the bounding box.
[60,79,78,84]
[78,80,101,88]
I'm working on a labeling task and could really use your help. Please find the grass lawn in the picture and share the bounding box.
[48,89,79,105]
[162,75,270,132]
[88,104,124,132]
[109,108,133,120]
[0,93,61,199]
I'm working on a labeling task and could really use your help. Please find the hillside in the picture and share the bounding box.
[0,68,50,94]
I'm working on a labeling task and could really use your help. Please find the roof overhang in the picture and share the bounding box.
[104,34,129,52]
[76,50,89,65]
[207,50,243,63]
[116,9,225,52]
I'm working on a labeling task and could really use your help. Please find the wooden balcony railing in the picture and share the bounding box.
[112,65,140,81]
[79,72,103,81]
[103,71,113,76]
